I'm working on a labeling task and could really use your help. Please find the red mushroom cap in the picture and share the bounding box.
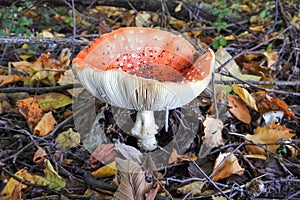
[73,27,215,111]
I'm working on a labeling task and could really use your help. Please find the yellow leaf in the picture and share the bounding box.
[245,123,296,155]
[177,181,204,197]
[33,111,56,136]
[211,153,244,181]
[1,168,35,200]
[55,128,81,149]
[92,161,117,178]
[58,69,83,96]
[175,2,182,12]
[263,51,278,68]
[249,25,264,32]
[232,84,258,111]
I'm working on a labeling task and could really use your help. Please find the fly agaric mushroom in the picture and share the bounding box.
[72,27,215,151]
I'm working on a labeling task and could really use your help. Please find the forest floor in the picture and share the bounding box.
[0,0,300,199]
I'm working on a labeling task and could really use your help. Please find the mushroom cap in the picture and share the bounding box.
[72,27,215,111]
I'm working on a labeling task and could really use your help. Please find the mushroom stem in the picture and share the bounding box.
[131,110,159,151]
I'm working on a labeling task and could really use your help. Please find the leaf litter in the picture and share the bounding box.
[0,1,299,199]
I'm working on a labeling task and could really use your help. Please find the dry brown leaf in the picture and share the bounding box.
[211,153,244,181]
[168,149,197,164]
[177,181,204,197]
[232,84,258,111]
[33,146,47,164]
[17,97,44,131]
[198,117,225,158]
[227,95,251,124]
[112,158,153,200]
[88,142,143,168]
[263,51,278,69]
[33,111,56,136]
[254,91,295,117]
[245,123,296,155]
[0,75,22,86]
[57,69,83,96]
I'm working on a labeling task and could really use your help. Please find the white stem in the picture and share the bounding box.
[131,110,158,151]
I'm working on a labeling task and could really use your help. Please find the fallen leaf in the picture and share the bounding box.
[214,46,260,92]
[254,91,295,117]
[33,159,66,190]
[36,92,72,111]
[89,143,143,167]
[245,123,296,155]
[168,149,197,164]
[92,161,117,178]
[0,75,22,86]
[1,168,35,200]
[17,97,44,131]
[112,158,153,200]
[33,111,56,136]
[33,146,47,164]
[55,128,81,149]
[199,117,225,157]
[263,51,278,69]
[58,69,83,96]
[211,153,244,181]
[227,95,251,124]
[232,84,258,111]
[177,181,204,197]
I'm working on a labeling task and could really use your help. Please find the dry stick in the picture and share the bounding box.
[0,37,89,46]
[0,83,82,94]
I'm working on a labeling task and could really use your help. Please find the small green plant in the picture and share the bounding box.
[259,2,270,19]
[0,5,33,36]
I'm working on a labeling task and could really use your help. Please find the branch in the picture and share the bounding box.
[0,37,89,46]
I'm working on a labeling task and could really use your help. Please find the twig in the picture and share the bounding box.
[0,37,89,46]
[0,83,82,94]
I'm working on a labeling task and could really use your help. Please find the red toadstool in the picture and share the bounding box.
[72,27,215,151]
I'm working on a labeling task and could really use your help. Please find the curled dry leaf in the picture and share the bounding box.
[0,75,22,86]
[211,153,244,181]
[254,91,294,117]
[227,95,251,124]
[245,123,296,155]
[33,111,56,136]
[232,84,258,111]
[112,158,153,200]
[168,149,197,164]
[33,146,47,164]
[263,51,278,69]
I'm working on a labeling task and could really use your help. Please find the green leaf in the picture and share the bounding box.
[212,40,220,50]
[219,37,227,46]
[37,92,72,111]
[33,159,66,190]
[55,128,81,149]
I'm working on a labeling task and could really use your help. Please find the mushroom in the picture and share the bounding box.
[72,27,215,151]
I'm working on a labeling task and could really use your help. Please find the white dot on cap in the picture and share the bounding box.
[139,29,144,33]
[129,30,134,34]
[204,56,210,60]
[121,36,126,41]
